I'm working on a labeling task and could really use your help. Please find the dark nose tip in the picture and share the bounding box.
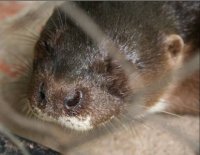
[64,90,83,109]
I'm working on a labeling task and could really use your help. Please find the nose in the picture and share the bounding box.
[64,90,83,110]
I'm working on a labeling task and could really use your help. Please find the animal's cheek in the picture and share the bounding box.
[84,92,124,128]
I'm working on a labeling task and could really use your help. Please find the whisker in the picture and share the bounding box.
[50,9,59,30]
[11,32,38,42]
[137,104,184,118]
[57,7,64,28]
[158,110,183,118]
[129,121,144,148]
[114,116,145,147]
[24,27,39,39]
[133,116,154,130]
[120,110,154,130]
[114,117,130,131]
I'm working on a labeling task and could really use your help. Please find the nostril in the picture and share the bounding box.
[64,90,83,109]
[38,82,46,108]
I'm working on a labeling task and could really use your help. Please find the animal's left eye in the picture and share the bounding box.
[40,41,53,53]
[42,41,50,51]
[135,59,145,69]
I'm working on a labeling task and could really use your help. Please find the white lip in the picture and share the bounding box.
[58,115,93,131]
[32,106,93,131]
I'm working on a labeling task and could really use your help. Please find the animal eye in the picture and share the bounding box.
[41,41,51,52]
[135,59,145,69]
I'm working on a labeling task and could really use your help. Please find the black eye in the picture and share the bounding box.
[37,82,46,109]
[135,59,145,69]
[41,41,52,52]
[64,91,83,110]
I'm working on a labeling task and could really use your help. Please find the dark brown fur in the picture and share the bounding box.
[28,2,199,129]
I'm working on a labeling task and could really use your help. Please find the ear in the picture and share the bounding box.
[163,34,185,66]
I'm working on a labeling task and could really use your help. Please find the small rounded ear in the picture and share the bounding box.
[164,34,184,57]
[163,34,185,66]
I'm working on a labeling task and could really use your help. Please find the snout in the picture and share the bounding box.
[31,81,89,117]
